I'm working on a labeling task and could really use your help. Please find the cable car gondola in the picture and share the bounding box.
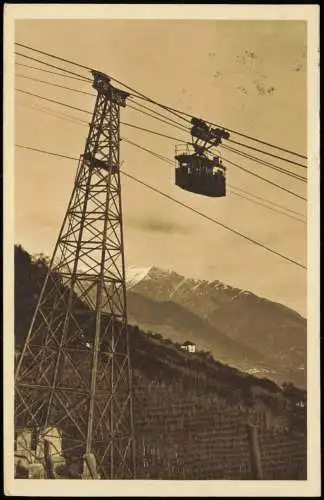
[174,118,229,197]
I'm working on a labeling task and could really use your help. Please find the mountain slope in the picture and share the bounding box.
[126,267,307,387]
[127,290,272,371]
[13,245,307,480]
[14,246,306,388]
[14,244,284,398]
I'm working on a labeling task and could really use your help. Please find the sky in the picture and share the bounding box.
[13,18,309,316]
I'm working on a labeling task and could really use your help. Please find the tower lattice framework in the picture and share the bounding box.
[15,71,136,479]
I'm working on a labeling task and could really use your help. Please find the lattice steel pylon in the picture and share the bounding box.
[15,71,136,479]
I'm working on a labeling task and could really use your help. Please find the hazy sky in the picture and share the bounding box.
[14,19,308,315]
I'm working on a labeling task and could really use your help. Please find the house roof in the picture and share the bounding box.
[182,340,196,346]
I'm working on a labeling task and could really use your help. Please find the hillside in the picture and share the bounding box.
[14,246,306,388]
[127,291,272,370]
[14,244,306,397]
[14,244,307,479]
[126,266,307,388]
[14,244,281,396]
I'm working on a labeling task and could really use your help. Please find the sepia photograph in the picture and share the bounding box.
[3,4,320,497]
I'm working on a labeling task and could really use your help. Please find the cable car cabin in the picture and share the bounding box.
[175,152,226,197]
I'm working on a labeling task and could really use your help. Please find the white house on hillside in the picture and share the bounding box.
[181,340,197,353]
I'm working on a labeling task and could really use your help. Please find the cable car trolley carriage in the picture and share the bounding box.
[175,118,230,197]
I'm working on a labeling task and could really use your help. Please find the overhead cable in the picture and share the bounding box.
[15,41,307,160]
[15,143,307,270]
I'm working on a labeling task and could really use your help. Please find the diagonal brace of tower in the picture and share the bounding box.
[15,70,136,479]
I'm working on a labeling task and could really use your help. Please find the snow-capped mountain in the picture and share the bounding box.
[126,266,152,288]
[126,266,253,310]
[125,266,306,388]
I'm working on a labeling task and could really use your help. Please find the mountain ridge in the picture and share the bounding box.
[126,265,306,319]
[13,244,288,396]
[125,266,307,388]
[14,247,306,388]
